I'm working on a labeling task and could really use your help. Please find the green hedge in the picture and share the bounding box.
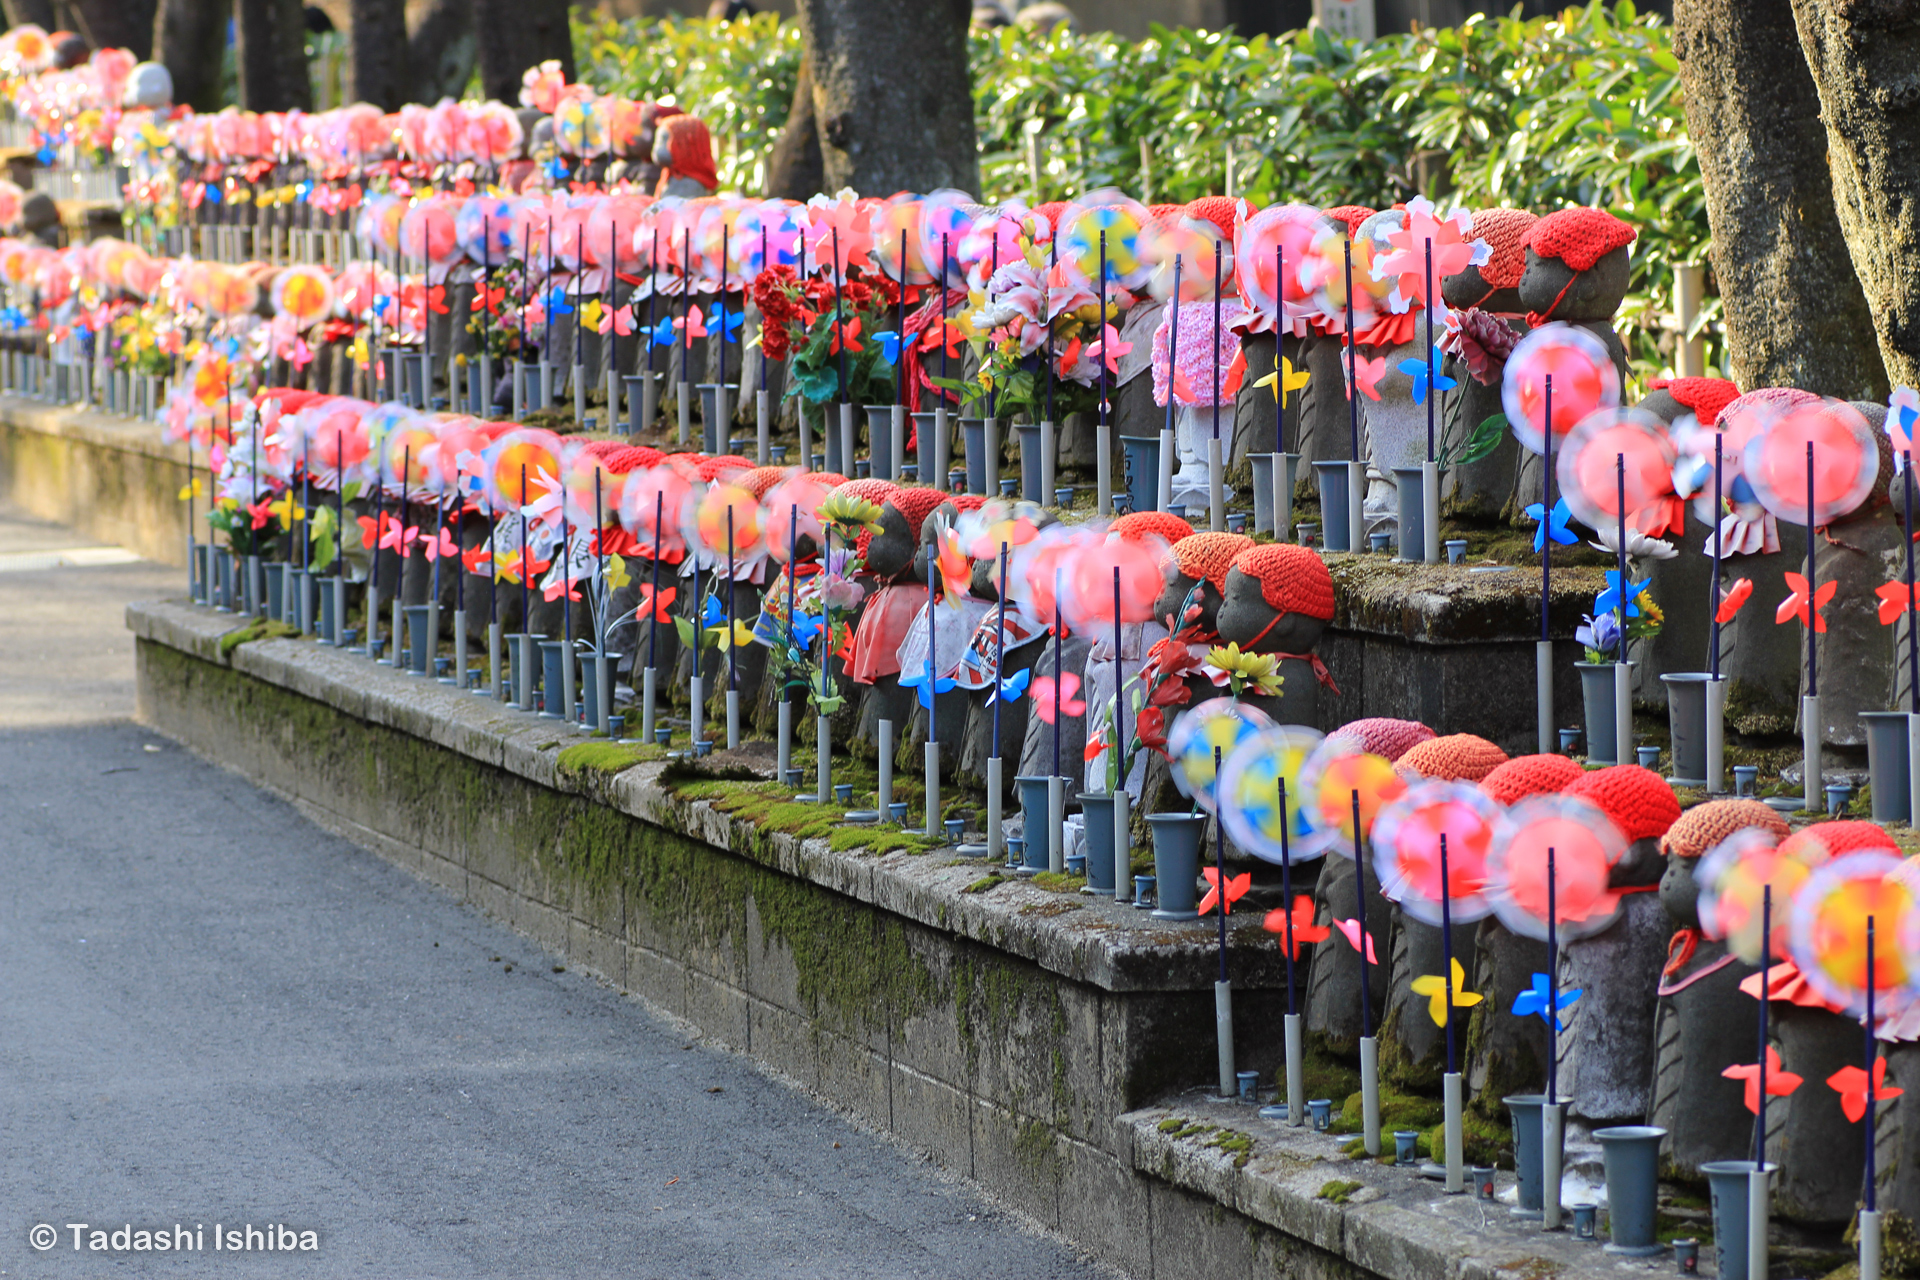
[576,2,1713,386]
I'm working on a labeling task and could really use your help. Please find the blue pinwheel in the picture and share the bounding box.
[544,158,570,183]
[202,181,221,204]
[873,330,903,367]
[711,305,746,343]
[1511,972,1582,1031]
[546,287,574,317]
[787,609,824,651]
[647,315,677,349]
[1524,496,1576,552]
[1396,345,1457,406]
[899,660,957,709]
[701,594,726,629]
[372,294,392,318]
[1594,569,1651,620]
[997,666,1031,702]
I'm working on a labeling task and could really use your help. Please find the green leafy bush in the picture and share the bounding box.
[577,1,1712,385]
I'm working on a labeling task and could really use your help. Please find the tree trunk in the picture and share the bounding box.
[408,0,476,104]
[1672,0,1887,398]
[470,0,572,106]
[73,0,156,55]
[349,0,407,109]
[234,0,310,111]
[1790,0,1920,388]
[2,0,54,30]
[794,0,978,195]
[764,51,824,200]
[153,0,229,112]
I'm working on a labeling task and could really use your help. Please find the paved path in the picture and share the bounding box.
[0,504,1113,1278]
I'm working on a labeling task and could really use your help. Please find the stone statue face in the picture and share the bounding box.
[1215,567,1325,655]
[1516,245,1631,323]
[1659,854,1702,929]
[1153,567,1223,637]
[1440,261,1524,314]
[863,505,919,582]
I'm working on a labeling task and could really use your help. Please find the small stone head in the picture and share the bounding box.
[1214,543,1334,655]
[1152,532,1253,638]
[1517,209,1636,325]
[1442,208,1538,314]
[1655,799,1789,927]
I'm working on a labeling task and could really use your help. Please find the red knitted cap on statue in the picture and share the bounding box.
[1721,387,1818,422]
[1322,206,1376,237]
[951,493,986,513]
[1172,532,1255,591]
[811,471,848,487]
[1467,208,1538,289]
[579,440,625,460]
[600,445,663,473]
[888,487,950,540]
[695,455,754,482]
[1148,203,1186,223]
[1033,201,1069,233]
[1325,717,1436,763]
[1398,734,1508,783]
[834,477,900,506]
[1648,377,1740,428]
[1563,765,1680,843]
[1185,196,1240,243]
[1480,753,1584,806]
[1111,510,1196,547]
[1229,544,1335,621]
[1660,799,1790,860]
[737,466,787,498]
[1779,819,1899,863]
[1525,208,1637,272]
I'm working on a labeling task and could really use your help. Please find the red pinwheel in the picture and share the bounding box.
[1876,581,1919,626]
[419,527,460,560]
[1199,867,1252,917]
[1776,572,1837,633]
[1500,323,1621,455]
[635,583,677,623]
[1828,1058,1904,1124]
[1060,531,1163,634]
[1370,780,1501,927]
[1743,397,1879,527]
[1263,895,1330,959]
[1554,407,1678,539]
[1347,353,1386,402]
[1722,1046,1802,1116]
[1486,794,1627,941]
[1030,672,1085,724]
[1717,578,1753,624]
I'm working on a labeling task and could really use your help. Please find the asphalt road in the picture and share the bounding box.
[0,503,1113,1279]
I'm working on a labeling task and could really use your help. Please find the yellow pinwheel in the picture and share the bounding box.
[706,618,756,652]
[1255,357,1311,408]
[268,491,305,530]
[1410,959,1481,1028]
[580,298,604,334]
[178,477,204,502]
[605,553,630,590]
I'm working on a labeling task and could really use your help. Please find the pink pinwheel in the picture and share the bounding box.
[803,196,872,282]
[1776,572,1837,633]
[1332,917,1379,964]
[675,305,710,340]
[1085,323,1130,376]
[1370,197,1484,311]
[1347,353,1386,402]
[382,521,420,555]
[1030,671,1086,723]
[1199,867,1252,917]
[595,303,635,337]
[543,573,581,603]
[1722,1046,1803,1116]
[419,527,460,561]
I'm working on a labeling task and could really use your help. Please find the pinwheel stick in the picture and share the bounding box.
[1440,832,1467,1196]
[393,446,411,665]
[1214,744,1236,1099]
[1342,238,1365,554]
[1208,242,1226,533]
[726,506,740,751]
[1805,441,1821,812]
[1536,375,1555,755]
[1751,887,1774,1280]
[1614,453,1632,768]
[1353,787,1381,1158]
[984,543,1008,857]
[1159,256,1181,513]
[1279,777,1304,1126]
[777,504,797,785]
[1862,917,1885,1280]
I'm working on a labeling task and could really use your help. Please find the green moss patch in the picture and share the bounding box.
[1317,1179,1364,1204]
[555,740,654,778]
[218,618,300,656]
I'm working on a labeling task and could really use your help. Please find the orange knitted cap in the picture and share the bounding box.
[811,471,848,487]
[1111,511,1196,547]
[1398,733,1509,783]
[1480,753,1584,806]
[1148,203,1186,222]
[1660,799,1790,860]
[1779,819,1899,864]
[737,466,787,498]
[1468,208,1538,289]
[1229,543,1335,621]
[1326,717,1436,763]
[888,486,951,540]
[1647,377,1740,428]
[833,477,900,507]
[1563,765,1680,843]
[1172,532,1255,591]
[1322,206,1376,237]
[1525,208,1637,272]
